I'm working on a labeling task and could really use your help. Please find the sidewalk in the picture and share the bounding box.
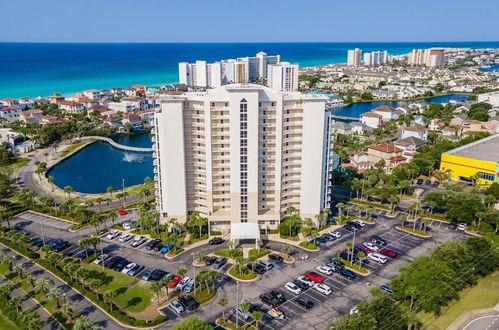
[447,303,499,330]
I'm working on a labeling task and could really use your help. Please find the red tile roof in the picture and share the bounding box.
[403,125,427,132]
[373,105,395,113]
[361,112,382,118]
[368,143,402,153]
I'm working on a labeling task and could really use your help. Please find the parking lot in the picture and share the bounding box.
[10,207,470,330]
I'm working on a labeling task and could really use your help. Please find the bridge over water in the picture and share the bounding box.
[78,136,153,153]
[330,114,361,122]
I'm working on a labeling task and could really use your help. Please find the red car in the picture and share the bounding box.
[304,272,324,283]
[379,248,397,258]
[117,209,127,216]
[168,276,182,288]
[356,244,372,254]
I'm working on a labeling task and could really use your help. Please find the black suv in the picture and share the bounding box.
[268,254,283,263]
[448,222,457,230]
[268,290,287,303]
[259,293,281,307]
[53,241,70,252]
[204,256,217,266]
[113,258,129,272]
[340,250,359,264]
[74,249,94,261]
[179,295,199,310]
[297,298,314,309]
[339,268,357,280]
[327,258,345,270]
[293,280,310,291]
[343,223,358,232]
[208,237,224,245]
[370,235,387,246]
[348,221,362,230]
[105,256,123,269]
[247,263,266,274]
[145,239,161,251]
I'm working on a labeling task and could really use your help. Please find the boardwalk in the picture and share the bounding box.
[78,136,153,152]
[330,114,361,121]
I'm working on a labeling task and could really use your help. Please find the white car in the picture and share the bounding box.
[314,283,332,295]
[352,219,366,227]
[362,242,379,252]
[121,262,136,274]
[176,276,191,291]
[119,234,134,243]
[298,275,315,287]
[234,307,251,320]
[329,231,342,239]
[169,300,184,314]
[182,279,195,293]
[316,265,334,276]
[122,222,132,230]
[106,230,121,239]
[367,253,387,264]
[92,254,109,265]
[284,282,302,295]
[457,223,467,231]
[349,307,359,314]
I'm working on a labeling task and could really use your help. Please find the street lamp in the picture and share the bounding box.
[191,252,196,291]
[122,178,126,209]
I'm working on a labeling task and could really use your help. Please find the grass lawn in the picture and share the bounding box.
[189,284,216,304]
[58,143,85,158]
[214,249,232,258]
[396,226,431,237]
[339,258,369,275]
[85,264,152,314]
[228,265,257,281]
[298,241,318,250]
[417,272,499,329]
[0,311,19,330]
[248,249,270,260]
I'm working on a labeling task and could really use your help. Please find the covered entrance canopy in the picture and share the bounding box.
[229,223,261,248]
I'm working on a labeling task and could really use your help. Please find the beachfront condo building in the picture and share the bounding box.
[267,62,299,92]
[363,50,390,66]
[347,48,362,67]
[178,52,281,88]
[408,48,445,67]
[152,83,333,231]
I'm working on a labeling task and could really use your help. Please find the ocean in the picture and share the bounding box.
[1,41,499,98]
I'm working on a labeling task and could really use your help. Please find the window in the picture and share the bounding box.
[478,172,495,181]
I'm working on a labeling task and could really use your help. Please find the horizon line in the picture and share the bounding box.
[1,40,499,44]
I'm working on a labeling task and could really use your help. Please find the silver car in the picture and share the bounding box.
[169,300,185,314]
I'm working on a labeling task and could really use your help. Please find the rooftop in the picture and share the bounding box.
[445,133,499,163]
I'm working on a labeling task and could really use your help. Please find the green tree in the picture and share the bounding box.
[61,300,76,320]
[217,297,229,321]
[47,286,63,308]
[34,277,54,296]
[63,186,74,200]
[173,316,212,330]
[103,290,118,311]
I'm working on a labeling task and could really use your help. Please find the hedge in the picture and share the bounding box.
[209,231,222,236]
[0,237,39,259]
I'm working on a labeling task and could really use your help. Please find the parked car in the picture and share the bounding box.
[178,295,199,310]
[141,268,158,281]
[370,235,387,246]
[328,231,342,239]
[284,282,301,295]
[368,253,388,264]
[212,257,228,269]
[161,243,175,253]
[122,222,132,230]
[182,279,195,293]
[352,219,366,227]
[379,248,397,258]
[416,179,423,185]
[53,241,71,252]
[297,275,315,287]
[340,251,359,264]
[267,308,285,319]
[119,234,134,243]
[343,223,358,232]
[326,259,345,270]
[176,277,192,291]
[457,223,467,231]
[258,260,274,270]
[304,271,324,283]
[448,222,457,230]
[130,236,147,247]
[208,237,224,245]
[153,243,164,252]
[380,284,393,295]
[425,180,431,185]
[355,244,372,254]
[204,256,218,266]
[112,258,130,272]
[322,233,336,241]
[145,238,162,250]
[105,255,123,269]
[106,230,121,240]
[259,293,281,308]
[121,262,136,274]
[150,270,169,282]
[74,249,94,261]
[292,280,309,291]
[296,298,314,309]
[92,254,110,265]
[432,181,440,187]
[314,283,332,295]
[234,307,251,320]
[169,276,183,288]
[268,290,287,304]
[247,263,266,274]
[339,268,357,280]
[363,242,380,251]
[316,265,334,275]
[169,300,185,314]
[127,264,144,276]
[348,221,362,230]
[117,209,127,216]
[268,254,284,263]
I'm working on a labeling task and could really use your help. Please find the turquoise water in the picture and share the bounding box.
[48,95,468,193]
[2,42,499,98]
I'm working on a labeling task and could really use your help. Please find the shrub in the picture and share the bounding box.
[298,241,318,250]
[209,231,222,236]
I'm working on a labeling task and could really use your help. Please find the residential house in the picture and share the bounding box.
[331,121,352,135]
[41,115,68,125]
[18,97,35,109]
[121,96,146,111]
[59,100,85,114]
[458,120,489,137]
[428,118,444,131]
[361,112,383,129]
[48,93,65,105]
[83,89,102,100]
[122,113,143,131]
[350,122,373,135]
[123,86,137,96]
[136,109,155,128]
[395,136,426,161]
[74,96,99,108]
[411,115,426,126]
[107,102,135,113]
[103,117,122,129]
[0,128,21,150]
[454,106,469,114]
[365,89,396,99]
[0,106,22,123]
[0,98,19,107]
[408,103,425,114]
[401,125,428,141]
[372,105,399,120]
[367,143,406,172]
[20,109,44,124]
[87,105,108,114]
[349,151,372,171]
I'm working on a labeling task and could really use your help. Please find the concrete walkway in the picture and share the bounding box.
[448,303,499,330]
[78,136,152,153]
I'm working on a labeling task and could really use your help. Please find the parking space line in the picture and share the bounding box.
[286,299,309,312]
[301,291,323,303]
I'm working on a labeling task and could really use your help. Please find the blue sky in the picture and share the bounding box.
[1,0,498,42]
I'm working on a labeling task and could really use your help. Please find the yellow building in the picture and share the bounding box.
[440,134,499,186]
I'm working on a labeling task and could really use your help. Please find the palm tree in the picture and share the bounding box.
[61,300,76,320]
[0,283,13,299]
[217,297,229,321]
[177,267,188,277]
[422,218,430,233]
[251,310,264,329]
[144,176,153,185]
[48,176,56,192]
[336,203,345,222]
[13,263,24,279]
[281,243,291,257]
[400,215,407,228]
[95,198,104,211]
[103,290,118,311]
[162,277,173,298]
[7,256,16,271]
[150,281,163,304]
[388,196,399,214]
[26,275,36,288]
[34,277,54,296]
[63,186,74,200]
[47,286,63,308]
[9,296,22,313]
[239,300,252,325]
[73,316,95,330]
[107,186,114,199]
[194,251,204,264]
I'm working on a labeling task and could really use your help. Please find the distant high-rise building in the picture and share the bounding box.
[408,48,445,67]
[178,52,281,88]
[267,62,299,92]
[347,48,362,67]
[152,84,333,229]
[363,50,390,66]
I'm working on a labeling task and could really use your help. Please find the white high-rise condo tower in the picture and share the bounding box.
[152,84,333,231]
[347,48,362,67]
[267,62,299,92]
